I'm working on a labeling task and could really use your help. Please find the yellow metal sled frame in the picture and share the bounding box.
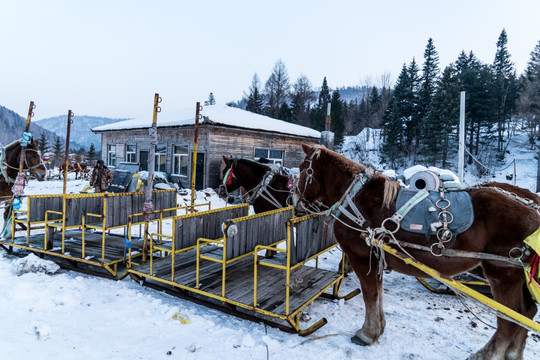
[252,213,353,332]
[129,209,360,335]
[195,207,294,298]
[384,243,540,333]
[2,190,178,278]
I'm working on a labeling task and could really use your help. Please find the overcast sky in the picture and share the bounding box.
[1,0,539,122]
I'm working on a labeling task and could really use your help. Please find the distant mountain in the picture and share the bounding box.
[0,105,58,147]
[35,115,128,150]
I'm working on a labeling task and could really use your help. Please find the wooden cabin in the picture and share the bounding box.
[92,105,320,190]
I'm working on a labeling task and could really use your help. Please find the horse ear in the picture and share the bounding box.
[222,156,231,166]
[301,143,312,155]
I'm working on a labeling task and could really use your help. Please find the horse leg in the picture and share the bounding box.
[347,252,385,346]
[468,263,537,360]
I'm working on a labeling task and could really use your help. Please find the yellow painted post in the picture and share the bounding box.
[101,195,107,263]
[63,110,73,195]
[143,93,161,263]
[18,101,35,174]
[190,102,201,209]
[285,220,292,315]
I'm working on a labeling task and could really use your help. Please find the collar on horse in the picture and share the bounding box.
[247,163,284,208]
[324,166,376,227]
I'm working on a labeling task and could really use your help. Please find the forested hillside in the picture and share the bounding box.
[236,31,540,177]
[35,115,126,149]
[0,105,57,146]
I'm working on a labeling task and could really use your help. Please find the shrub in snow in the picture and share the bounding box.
[12,253,60,275]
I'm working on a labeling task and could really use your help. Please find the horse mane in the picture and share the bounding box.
[237,158,271,172]
[309,145,400,209]
[310,145,365,176]
[4,139,21,151]
[379,173,401,209]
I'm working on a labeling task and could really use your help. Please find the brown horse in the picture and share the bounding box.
[218,156,293,213]
[293,143,539,360]
[1,138,47,223]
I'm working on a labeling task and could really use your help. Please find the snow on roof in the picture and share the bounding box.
[92,104,321,138]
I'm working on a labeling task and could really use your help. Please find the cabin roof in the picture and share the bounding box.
[92,104,321,139]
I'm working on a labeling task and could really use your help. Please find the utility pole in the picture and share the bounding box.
[458,91,465,184]
[320,103,334,150]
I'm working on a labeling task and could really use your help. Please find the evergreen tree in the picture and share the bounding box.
[204,92,216,106]
[245,74,264,114]
[518,41,540,143]
[492,29,517,153]
[382,64,410,164]
[290,74,315,126]
[38,132,49,154]
[404,58,421,158]
[263,59,290,119]
[418,38,440,152]
[310,77,331,131]
[52,136,64,167]
[330,89,345,146]
[382,98,403,168]
[523,40,540,82]
[456,51,496,167]
[423,65,461,168]
[87,143,96,163]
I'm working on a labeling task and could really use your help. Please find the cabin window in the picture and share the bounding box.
[107,144,116,167]
[172,145,188,177]
[154,144,167,172]
[126,145,136,163]
[254,148,283,165]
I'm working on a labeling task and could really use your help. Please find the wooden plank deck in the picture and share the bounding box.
[131,248,341,317]
[2,230,144,265]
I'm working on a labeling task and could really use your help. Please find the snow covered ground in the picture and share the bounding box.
[2,129,540,360]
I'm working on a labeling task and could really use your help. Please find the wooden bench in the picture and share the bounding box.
[12,194,64,247]
[135,203,250,279]
[196,206,295,297]
[253,213,341,315]
[43,189,177,263]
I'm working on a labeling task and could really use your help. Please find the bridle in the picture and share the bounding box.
[220,158,293,209]
[0,144,46,184]
[294,158,331,214]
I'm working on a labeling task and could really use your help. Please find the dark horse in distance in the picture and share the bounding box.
[218,156,293,213]
[293,143,539,360]
[1,139,47,227]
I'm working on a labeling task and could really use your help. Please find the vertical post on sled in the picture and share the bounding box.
[18,101,35,174]
[458,91,466,184]
[142,93,161,263]
[63,110,73,195]
[190,102,201,210]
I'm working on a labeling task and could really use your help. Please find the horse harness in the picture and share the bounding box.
[223,159,292,209]
[297,163,534,270]
[0,143,44,184]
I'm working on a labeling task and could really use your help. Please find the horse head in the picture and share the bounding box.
[293,144,327,212]
[24,139,47,181]
[218,156,240,201]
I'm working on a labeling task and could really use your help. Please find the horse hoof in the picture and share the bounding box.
[350,335,369,346]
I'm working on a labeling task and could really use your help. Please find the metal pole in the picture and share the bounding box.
[191,102,201,209]
[458,91,466,184]
[18,101,35,173]
[146,93,160,203]
[12,101,35,198]
[63,110,73,195]
[325,103,331,131]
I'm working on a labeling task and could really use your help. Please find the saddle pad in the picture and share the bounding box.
[396,189,474,236]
